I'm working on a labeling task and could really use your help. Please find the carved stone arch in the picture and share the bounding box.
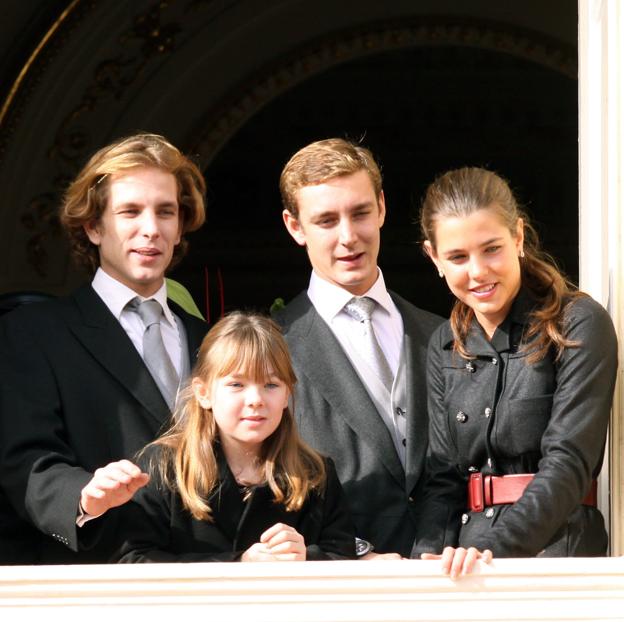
[0,0,576,294]
[193,18,575,165]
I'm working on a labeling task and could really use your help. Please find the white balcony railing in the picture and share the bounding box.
[1,558,623,621]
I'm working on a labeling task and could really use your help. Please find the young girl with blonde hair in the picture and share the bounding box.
[117,312,355,561]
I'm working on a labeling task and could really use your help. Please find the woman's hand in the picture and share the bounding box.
[241,523,306,562]
[421,546,492,578]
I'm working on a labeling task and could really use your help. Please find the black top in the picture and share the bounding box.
[116,447,356,562]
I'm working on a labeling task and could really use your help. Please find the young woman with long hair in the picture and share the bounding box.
[413,167,617,567]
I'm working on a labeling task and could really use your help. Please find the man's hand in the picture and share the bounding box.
[80,459,149,518]
[241,523,306,562]
[421,546,493,578]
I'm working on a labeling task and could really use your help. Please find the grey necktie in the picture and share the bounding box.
[344,296,394,391]
[129,298,179,410]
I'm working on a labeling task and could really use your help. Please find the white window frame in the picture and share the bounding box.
[578,0,624,555]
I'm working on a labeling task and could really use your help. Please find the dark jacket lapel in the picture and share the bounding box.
[209,451,295,552]
[392,293,431,494]
[280,293,405,487]
[68,285,170,426]
[234,486,294,552]
[207,451,245,545]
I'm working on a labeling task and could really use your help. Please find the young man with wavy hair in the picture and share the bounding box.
[0,133,208,564]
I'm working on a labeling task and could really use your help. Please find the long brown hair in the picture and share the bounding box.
[420,167,584,362]
[147,312,326,521]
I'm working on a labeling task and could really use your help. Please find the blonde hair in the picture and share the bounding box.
[280,138,382,217]
[148,312,326,521]
[60,133,206,273]
[420,166,584,363]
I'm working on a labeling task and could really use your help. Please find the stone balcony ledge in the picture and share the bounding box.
[1,557,623,621]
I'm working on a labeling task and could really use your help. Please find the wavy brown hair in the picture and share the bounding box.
[147,312,326,521]
[280,138,382,217]
[60,133,206,273]
[420,167,584,363]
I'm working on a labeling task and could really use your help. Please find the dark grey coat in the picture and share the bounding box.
[412,290,617,558]
[275,291,443,557]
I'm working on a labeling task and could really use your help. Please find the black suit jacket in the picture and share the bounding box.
[275,291,443,556]
[117,449,355,562]
[0,284,207,564]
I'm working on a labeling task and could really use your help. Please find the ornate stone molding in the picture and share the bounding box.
[7,0,186,274]
[193,18,576,165]
[0,4,575,276]
[0,0,86,157]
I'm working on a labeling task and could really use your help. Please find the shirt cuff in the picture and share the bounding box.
[76,500,101,527]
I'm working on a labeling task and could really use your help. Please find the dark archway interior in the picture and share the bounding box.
[173,44,577,321]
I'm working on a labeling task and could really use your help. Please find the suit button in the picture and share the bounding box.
[485,508,495,518]
[484,407,492,417]
[461,513,470,524]
[491,358,498,365]
[456,411,467,423]
[409,496,415,503]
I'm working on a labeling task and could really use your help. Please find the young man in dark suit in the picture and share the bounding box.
[0,134,208,564]
[275,138,443,558]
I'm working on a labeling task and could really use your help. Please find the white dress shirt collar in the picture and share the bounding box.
[307,268,394,323]
[91,268,175,326]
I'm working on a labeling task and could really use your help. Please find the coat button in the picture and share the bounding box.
[456,411,467,423]
[485,508,495,518]
[484,407,492,417]
[461,513,470,524]
[491,358,498,365]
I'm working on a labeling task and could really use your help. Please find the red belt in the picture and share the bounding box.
[467,473,598,512]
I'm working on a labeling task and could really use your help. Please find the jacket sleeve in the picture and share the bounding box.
[411,326,467,558]
[0,313,96,553]
[469,298,618,557]
[115,458,240,563]
[305,458,356,560]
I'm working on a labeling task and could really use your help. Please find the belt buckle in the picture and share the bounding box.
[469,472,484,512]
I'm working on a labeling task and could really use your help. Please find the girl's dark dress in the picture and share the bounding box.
[413,291,617,558]
[117,447,355,562]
